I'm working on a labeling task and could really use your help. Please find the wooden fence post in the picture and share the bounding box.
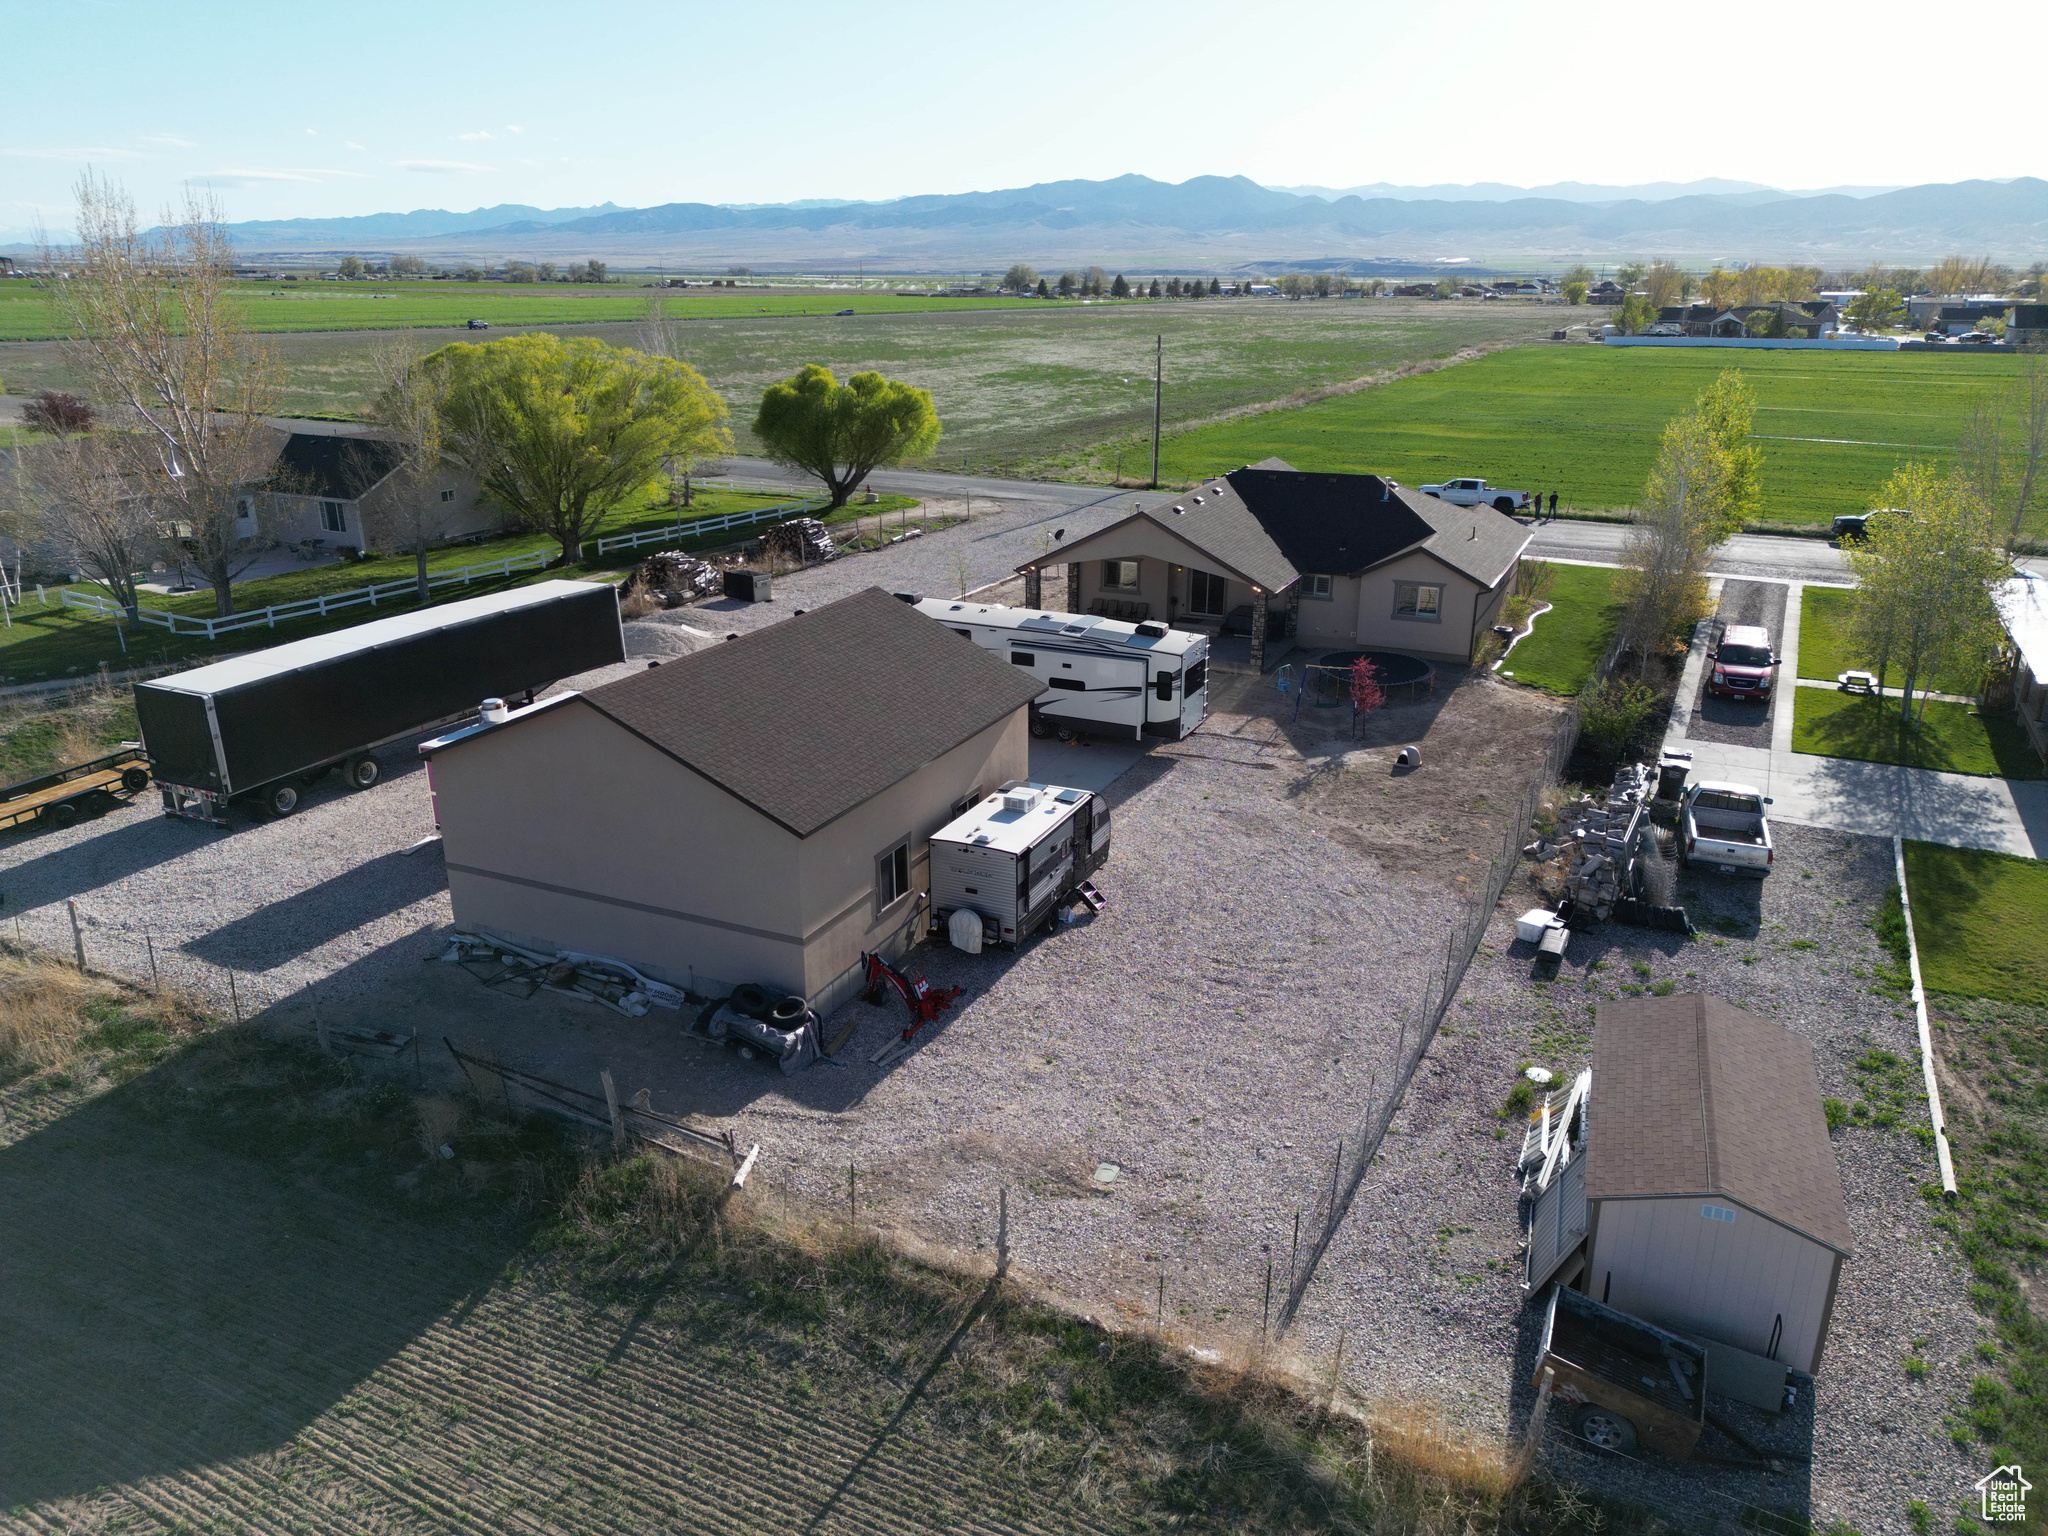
[996,1185,1011,1279]
[1515,1365,1556,1481]
[601,1068,625,1150]
[67,900,86,970]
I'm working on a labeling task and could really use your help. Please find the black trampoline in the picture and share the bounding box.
[1315,649,1435,701]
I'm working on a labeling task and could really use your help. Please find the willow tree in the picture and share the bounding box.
[424,334,730,565]
[752,365,940,509]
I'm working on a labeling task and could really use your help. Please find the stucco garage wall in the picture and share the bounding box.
[1353,550,1482,662]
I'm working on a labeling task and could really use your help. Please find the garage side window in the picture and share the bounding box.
[875,840,911,911]
[1393,582,1442,621]
[1304,574,1332,600]
[319,499,348,534]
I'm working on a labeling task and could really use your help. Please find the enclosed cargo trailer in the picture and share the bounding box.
[137,580,624,824]
[911,597,1208,742]
[927,781,1108,948]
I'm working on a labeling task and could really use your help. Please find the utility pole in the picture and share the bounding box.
[1151,333,1163,489]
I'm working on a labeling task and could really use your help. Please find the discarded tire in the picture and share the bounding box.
[769,994,807,1026]
[729,982,772,1019]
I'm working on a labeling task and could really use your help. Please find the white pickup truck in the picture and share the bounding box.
[1680,781,1773,877]
[1419,478,1533,514]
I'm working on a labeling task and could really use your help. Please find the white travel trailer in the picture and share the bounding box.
[911,597,1208,741]
[927,781,1109,948]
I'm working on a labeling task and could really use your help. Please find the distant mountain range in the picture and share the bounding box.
[15,175,2043,267]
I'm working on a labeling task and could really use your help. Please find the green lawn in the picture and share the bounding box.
[0,485,866,684]
[1791,689,2041,778]
[1146,346,2029,529]
[1796,585,1981,694]
[0,281,1051,342]
[1497,563,1622,694]
[1903,841,2048,1006]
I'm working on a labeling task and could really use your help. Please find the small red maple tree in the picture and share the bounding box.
[1349,656,1384,718]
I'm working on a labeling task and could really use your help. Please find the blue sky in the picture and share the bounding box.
[6,0,2041,233]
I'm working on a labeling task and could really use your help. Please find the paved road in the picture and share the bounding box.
[1524,517,1854,585]
[720,455,1122,511]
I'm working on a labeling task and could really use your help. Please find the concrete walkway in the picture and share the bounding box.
[1666,580,2046,858]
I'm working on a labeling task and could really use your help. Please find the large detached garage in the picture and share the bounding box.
[1582,994,1853,1376]
[420,588,1044,1012]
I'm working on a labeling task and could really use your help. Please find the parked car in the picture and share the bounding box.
[1956,331,1999,345]
[834,308,855,316]
[1419,477,1533,514]
[1706,623,1777,701]
[466,318,490,329]
[1832,506,1908,543]
[1680,780,1773,877]
[1923,332,1951,344]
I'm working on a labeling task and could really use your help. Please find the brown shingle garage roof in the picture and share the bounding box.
[578,587,1043,837]
[1588,994,1854,1255]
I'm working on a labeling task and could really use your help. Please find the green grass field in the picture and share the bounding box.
[1791,689,2040,778]
[0,485,842,685]
[1796,585,1981,695]
[1143,346,2029,529]
[0,280,1049,342]
[0,300,1559,471]
[1497,563,1621,694]
[1903,841,2048,1006]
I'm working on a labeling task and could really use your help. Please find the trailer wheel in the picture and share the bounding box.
[345,755,382,790]
[1055,723,1079,744]
[1571,1405,1638,1454]
[262,783,301,819]
[1029,713,1051,739]
[47,801,79,829]
[121,767,151,794]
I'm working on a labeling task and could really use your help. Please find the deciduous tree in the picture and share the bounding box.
[1562,281,1588,305]
[1643,260,1688,309]
[1844,288,1906,332]
[1002,264,1037,294]
[1560,264,1595,289]
[44,173,278,616]
[361,335,456,601]
[1954,357,2048,555]
[1693,369,1763,534]
[425,333,730,564]
[1616,413,1727,673]
[753,364,940,510]
[1614,292,1657,335]
[22,390,93,437]
[1849,462,2006,724]
[336,254,366,279]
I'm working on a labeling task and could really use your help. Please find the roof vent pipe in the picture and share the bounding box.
[481,697,509,724]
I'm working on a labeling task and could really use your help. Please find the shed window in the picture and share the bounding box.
[439,487,456,503]
[1102,559,1140,591]
[1304,574,1332,599]
[876,840,911,910]
[319,499,348,533]
[1187,569,1226,615]
[1393,582,1441,620]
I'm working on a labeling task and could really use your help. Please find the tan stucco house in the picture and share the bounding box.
[1021,459,1529,669]
[253,430,498,556]
[420,587,1043,1012]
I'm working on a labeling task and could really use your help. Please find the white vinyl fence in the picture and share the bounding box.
[585,493,828,560]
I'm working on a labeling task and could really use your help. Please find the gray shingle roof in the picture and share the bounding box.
[1589,994,1853,1255]
[1036,462,1526,595]
[577,587,1043,837]
[271,432,403,500]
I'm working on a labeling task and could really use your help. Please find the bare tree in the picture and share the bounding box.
[1954,356,2048,555]
[41,173,278,616]
[360,334,453,602]
[3,434,161,618]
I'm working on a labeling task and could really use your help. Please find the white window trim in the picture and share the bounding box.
[1303,574,1333,600]
[874,838,913,915]
[1101,558,1141,593]
[1393,581,1443,622]
[318,499,349,534]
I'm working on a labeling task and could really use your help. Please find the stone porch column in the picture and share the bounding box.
[1023,565,1042,609]
[1250,588,1269,674]
[1066,562,1082,614]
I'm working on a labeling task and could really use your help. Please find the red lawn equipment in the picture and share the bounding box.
[860,950,963,1043]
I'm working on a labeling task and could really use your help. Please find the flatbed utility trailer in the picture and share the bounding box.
[137,580,624,825]
[912,597,1208,742]
[0,745,153,832]
[1536,1284,1709,1460]
[928,781,1109,948]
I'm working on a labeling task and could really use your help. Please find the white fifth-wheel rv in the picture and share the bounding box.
[912,598,1209,741]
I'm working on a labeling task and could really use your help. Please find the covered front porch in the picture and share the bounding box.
[1020,551,1295,672]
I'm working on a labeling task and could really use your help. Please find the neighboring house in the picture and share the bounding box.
[2006,303,2048,347]
[1905,295,2012,333]
[260,430,497,555]
[1019,459,1529,670]
[1582,994,1852,1377]
[418,587,1043,1013]
[1586,279,1625,304]
[1655,303,1723,335]
[1996,571,2048,762]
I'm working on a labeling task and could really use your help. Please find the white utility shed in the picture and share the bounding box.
[1583,995,1853,1375]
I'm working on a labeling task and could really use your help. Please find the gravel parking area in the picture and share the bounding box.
[1687,578,1788,750]
[1288,821,1980,1536]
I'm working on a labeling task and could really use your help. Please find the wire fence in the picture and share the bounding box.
[1276,635,1625,1334]
[5,898,304,1024]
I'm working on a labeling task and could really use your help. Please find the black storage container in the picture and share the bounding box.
[137,580,623,820]
[722,569,772,603]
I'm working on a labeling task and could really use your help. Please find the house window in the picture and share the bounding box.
[1187,569,1227,616]
[234,496,257,528]
[1102,558,1139,591]
[439,487,456,503]
[875,840,912,910]
[1393,582,1442,620]
[319,500,348,533]
[1304,574,1333,600]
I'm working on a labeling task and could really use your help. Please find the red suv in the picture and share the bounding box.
[1708,624,1777,700]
